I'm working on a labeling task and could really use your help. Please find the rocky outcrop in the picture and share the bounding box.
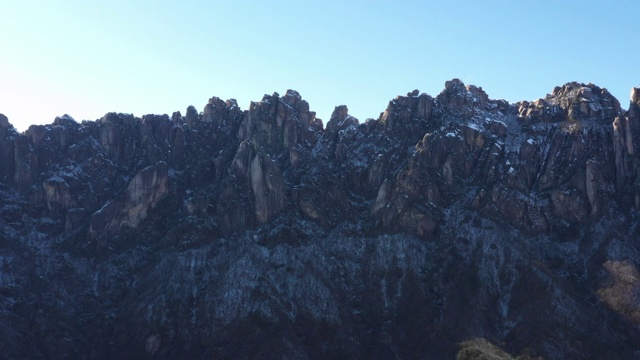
[598,260,640,324]
[0,113,10,128]
[214,90,322,232]
[98,113,140,165]
[2,81,640,359]
[364,81,629,237]
[377,89,435,141]
[249,151,285,223]
[238,90,321,156]
[89,161,168,243]
[611,87,640,207]
[517,82,621,124]
[0,114,15,184]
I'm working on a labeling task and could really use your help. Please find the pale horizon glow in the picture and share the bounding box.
[1,0,640,132]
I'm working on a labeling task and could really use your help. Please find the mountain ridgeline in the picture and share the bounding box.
[1,80,640,359]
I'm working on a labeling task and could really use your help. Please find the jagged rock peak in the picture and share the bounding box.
[326,105,358,134]
[631,86,640,104]
[518,82,621,124]
[379,87,434,130]
[205,96,240,110]
[203,96,228,120]
[53,114,77,127]
[282,89,302,106]
[0,113,12,129]
[435,78,510,118]
[201,95,243,125]
[99,112,134,124]
[627,87,640,123]
[439,78,489,103]
[239,89,320,156]
[185,105,199,126]
[331,104,350,120]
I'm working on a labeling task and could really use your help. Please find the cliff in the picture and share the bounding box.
[1,80,639,359]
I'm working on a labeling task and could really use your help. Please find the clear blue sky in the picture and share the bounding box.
[1,0,639,131]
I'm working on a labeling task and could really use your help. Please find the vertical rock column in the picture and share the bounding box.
[0,114,16,185]
[613,87,640,206]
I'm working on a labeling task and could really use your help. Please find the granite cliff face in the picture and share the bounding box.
[1,80,640,359]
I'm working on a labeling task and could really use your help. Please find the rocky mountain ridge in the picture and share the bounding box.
[1,79,640,359]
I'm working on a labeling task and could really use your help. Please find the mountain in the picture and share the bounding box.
[1,79,639,359]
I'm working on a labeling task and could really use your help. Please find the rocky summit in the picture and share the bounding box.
[1,80,640,359]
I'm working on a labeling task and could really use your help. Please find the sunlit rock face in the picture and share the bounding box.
[1,80,640,359]
[89,161,169,246]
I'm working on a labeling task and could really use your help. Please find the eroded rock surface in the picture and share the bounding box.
[89,161,169,245]
[1,81,640,359]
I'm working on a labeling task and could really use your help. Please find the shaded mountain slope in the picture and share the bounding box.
[1,80,640,359]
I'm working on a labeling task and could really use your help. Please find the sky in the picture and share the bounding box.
[1,0,639,132]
